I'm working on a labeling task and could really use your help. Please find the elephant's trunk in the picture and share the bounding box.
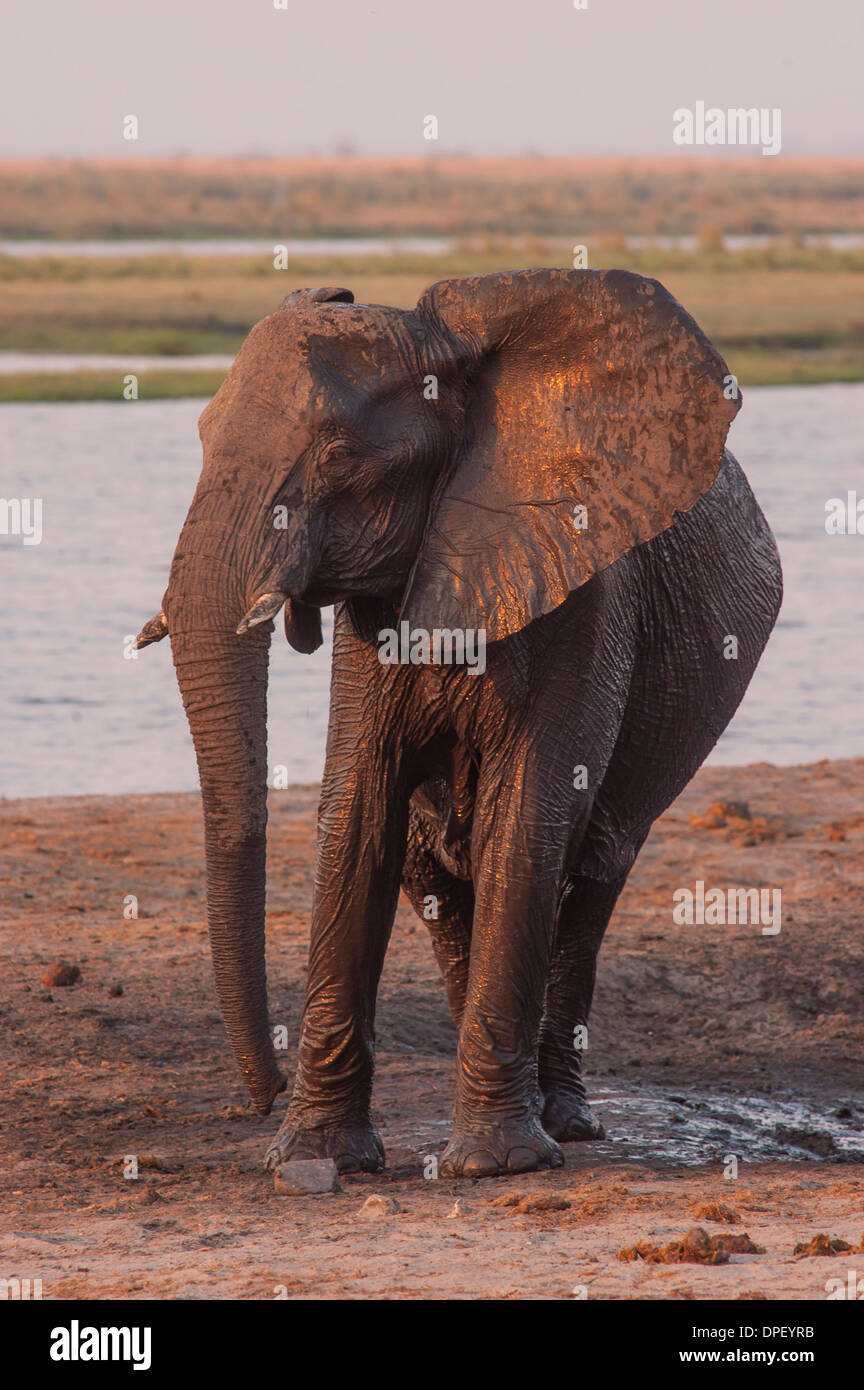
[166,496,285,1115]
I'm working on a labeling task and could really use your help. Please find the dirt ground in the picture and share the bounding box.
[1,758,862,1300]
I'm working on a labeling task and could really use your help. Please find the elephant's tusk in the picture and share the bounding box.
[135,611,169,648]
[236,591,287,634]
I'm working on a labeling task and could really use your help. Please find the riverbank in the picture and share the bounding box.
[1,241,863,398]
[0,758,861,1299]
[3,349,861,403]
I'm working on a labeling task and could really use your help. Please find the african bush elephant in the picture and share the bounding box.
[138,269,782,1179]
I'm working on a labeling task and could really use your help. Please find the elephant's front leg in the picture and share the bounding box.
[439,765,571,1179]
[265,760,409,1175]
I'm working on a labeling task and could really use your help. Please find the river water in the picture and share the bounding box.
[1,384,862,797]
[2,233,860,258]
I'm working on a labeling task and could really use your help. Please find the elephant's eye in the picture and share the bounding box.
[324,446,356,468]
[315,441,365,491]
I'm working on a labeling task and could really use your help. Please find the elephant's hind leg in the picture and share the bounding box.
[401,803,474,1028]
[438,761,578,1180]
[539,871,627,1143]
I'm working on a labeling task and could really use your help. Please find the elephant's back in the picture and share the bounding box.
[570,451,783,881]
[641,447,782,648]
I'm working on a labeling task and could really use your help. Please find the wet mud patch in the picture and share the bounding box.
[577,1082,863,1166]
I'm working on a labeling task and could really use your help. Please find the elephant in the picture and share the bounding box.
[137,268,782,1179]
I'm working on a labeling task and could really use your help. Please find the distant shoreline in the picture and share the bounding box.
[2,359,860,402]
[2,237,861,399]
[2,756,864,807]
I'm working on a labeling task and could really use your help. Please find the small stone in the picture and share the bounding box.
[138,1154,182,1173]
[41,960,81,988]
[517,1193,571,1213]
[136,1185,163,1205]
[446,1198,471,1218]
[358,1194,400,1219]
[793,1233,853,1259]
[774,1124,837,1157]
[109,982,124,997]
[691,1201,741,1224]
[273,1159,341,1196]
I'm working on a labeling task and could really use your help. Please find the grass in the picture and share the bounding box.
[2,156,863,239]
[1,237,862,398]
[0,371,227,403]
[3,349,856,403]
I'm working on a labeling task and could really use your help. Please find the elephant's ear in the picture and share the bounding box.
[401,268,739,643]
[279,286,354,310]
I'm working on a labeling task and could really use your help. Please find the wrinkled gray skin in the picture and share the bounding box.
[141,270,782,1179]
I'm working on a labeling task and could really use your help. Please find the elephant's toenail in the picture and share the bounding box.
[462,1150,501,1178]
[506,1147,541,1173]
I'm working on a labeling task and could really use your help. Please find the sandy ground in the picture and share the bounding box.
[1,759,862,1300]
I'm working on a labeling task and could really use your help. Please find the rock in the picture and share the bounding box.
[358,1194,400,1219]
[109,982,124,997]
[446,1198,471,1218]
[774,1124,837,1157]
[712,1232,764,1255]
[41,959,81,988]
[138,1154,182,1173]
[136,1185,164,1205]
[689,800,752,829]
[273,1159,341,1196]
[489,1191,569,1214]
[792,1233,856,1259]
[517,1193,570,1213]
[617,1226,760,1266]
[687,801,793,845]
[691,1201,741,1224]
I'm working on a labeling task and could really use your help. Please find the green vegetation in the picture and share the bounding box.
[0,371,227,403]
[2,241,862,397]
[1,157,861,398]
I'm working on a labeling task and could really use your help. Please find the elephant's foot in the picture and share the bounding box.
[541,1089,606,1143]
[264,1116,384,1175]
[439,1116,564,1178]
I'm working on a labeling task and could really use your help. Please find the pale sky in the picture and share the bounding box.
[1,0,861,156]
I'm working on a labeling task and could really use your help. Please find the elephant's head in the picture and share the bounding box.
[138,270,738,1113]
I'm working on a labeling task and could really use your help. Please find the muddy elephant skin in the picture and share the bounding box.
[138,270,782,1179]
